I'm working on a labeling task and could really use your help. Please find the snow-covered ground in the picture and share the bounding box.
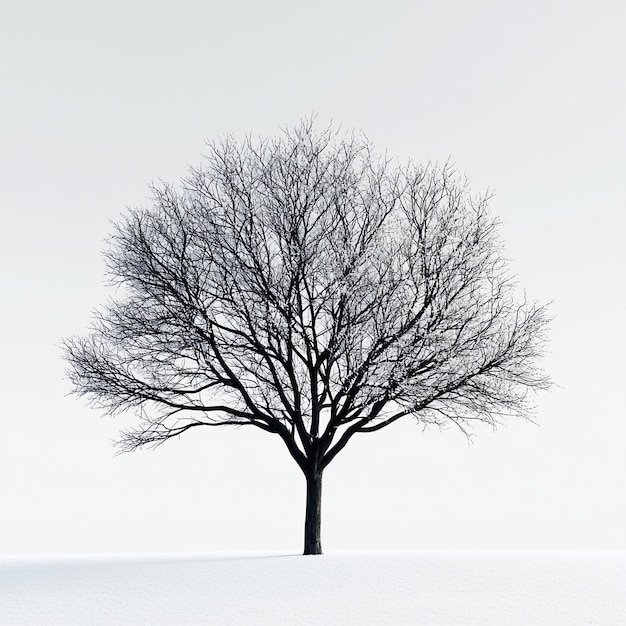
[1,551,624,625]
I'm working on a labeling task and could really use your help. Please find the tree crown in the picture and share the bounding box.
[64,118,551,470]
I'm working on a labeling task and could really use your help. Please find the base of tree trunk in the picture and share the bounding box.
[303,471,323,555]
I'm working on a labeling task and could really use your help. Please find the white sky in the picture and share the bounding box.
[1,0,624,554]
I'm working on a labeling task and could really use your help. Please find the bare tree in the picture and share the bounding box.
[63,118,550,555]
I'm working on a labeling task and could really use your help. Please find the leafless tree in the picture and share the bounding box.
[63,118,551,555]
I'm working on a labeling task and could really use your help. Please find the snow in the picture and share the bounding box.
[1,551,624,625]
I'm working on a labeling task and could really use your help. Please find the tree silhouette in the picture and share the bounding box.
[63,119,551,554]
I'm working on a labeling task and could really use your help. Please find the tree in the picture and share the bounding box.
[63,118,550,555]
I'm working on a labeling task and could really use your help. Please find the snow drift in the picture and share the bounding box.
[1,551,624,625]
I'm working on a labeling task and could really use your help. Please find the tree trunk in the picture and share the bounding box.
[303,469,323,555]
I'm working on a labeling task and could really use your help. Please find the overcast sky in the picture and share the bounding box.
[2,0,625,554]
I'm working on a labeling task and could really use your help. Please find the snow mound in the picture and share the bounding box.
[1,551,624,625]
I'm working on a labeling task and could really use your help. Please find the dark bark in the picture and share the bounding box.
[303,468,323,555]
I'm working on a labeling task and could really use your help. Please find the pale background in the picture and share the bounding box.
[1,0,624,554]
